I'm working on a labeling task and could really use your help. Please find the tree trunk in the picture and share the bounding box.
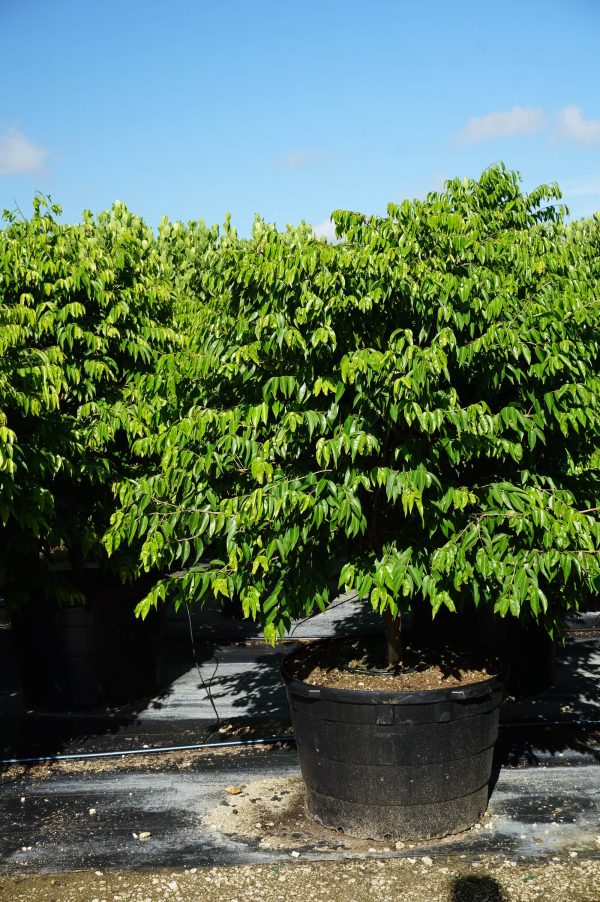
[384,607,403,669]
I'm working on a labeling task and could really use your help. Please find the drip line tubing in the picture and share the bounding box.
[3,719,600,767]
[0,735,295,767]
[500,718,600,729]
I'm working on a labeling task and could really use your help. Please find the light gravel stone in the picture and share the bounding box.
[2,857,600,901]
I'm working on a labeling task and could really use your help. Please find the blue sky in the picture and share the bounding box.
[1,0,599,235]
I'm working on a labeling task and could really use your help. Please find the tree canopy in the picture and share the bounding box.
[0,197,178,604]
[103,165,600,642]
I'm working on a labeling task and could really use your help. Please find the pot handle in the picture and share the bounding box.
[287,681,322,700]
[450,685,493,701]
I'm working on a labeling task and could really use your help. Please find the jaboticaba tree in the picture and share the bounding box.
[99,165,598,659]
[0,196,178,607]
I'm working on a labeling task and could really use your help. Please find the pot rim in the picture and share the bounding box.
[281,641,506,706]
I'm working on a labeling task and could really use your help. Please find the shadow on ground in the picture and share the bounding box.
[451,875,507,901]
[0,631,213,765]
[2,600,600,778]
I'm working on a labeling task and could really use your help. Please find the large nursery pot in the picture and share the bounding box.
[12,576,163,710]
[282,644,505,841]
[411,601,555,698]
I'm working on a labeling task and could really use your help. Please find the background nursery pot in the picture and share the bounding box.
[411,603,555,698]
[0,198,177,709]
[12,577,164,710]
[282,646,505,841]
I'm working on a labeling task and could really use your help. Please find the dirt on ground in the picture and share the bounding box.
[2,856,600,902]
[0,723,295,783]
[0,744,273,783]
[203,774,496,853]
[289,637,500,692]
[205,774,420,853]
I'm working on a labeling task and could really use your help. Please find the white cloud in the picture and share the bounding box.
[313,218,338,242]
[555,104,600,146]
[455,106,548,145]
[280,148,333,168]
[282,148,309,168]
[560,175,600,200]
[0,127,48,175]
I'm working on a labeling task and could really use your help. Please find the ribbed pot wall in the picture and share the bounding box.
[13,601,163,710]
[282,657,504,841]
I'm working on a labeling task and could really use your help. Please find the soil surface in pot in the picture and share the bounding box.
[289,637,500,692]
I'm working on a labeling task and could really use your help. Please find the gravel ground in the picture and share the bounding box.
[1,856,600,901]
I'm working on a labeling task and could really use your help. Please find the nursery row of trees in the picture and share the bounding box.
[1,165,599,651]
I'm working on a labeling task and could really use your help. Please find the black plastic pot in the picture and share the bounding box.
[12,584,163,710]
[474,611,555,698]
[282,649,504,841]
[411,603,555,698]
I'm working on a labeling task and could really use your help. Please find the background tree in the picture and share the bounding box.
[0,197,178,606]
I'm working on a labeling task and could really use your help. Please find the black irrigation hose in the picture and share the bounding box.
[0,735,296,767]
[500,719,600,729]
[3,618,597,768]
[3,719,600,767]
[185,603,221,724]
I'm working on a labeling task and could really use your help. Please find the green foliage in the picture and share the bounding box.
[105,166,600,641]
[6,170,597,643]
[0,196,179,605]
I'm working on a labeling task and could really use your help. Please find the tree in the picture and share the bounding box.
[0,197,178,606]
[106,166,600,665]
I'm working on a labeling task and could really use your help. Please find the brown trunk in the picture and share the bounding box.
[383,608,402,669]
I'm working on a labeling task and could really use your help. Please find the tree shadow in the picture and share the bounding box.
[0,629,215,769]
[192,596,384,723]
[198,643,295,723]
[170,591,383,642]
[478,634,600,809]
[450,874,507,901]
[4,592,599,784]
[492,637,600,770]
[287,592,382,640]
[144,594,382,726]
